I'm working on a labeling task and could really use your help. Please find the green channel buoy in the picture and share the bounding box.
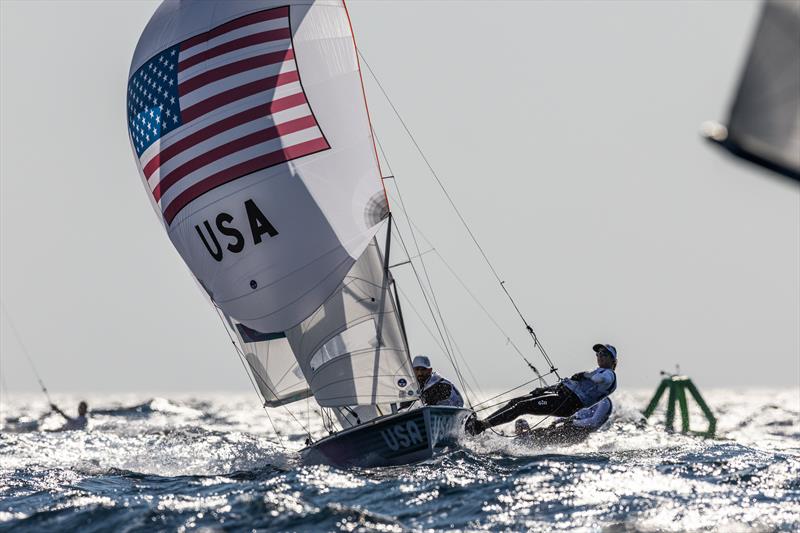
[642,372,716,437]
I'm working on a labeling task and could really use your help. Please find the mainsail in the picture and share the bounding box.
[285,236,416,408]
[128,0,417,421]
[704,0,800,181]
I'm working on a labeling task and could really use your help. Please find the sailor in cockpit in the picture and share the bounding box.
[401,355,464,408]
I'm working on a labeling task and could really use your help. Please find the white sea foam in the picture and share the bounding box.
[1,388,798,531]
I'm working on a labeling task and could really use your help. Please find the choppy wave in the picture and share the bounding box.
[1,389,798,531]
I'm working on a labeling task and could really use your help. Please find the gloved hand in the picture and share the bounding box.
[570,372,585,380]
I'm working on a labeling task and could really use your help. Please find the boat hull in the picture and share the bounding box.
[301,406,473,468]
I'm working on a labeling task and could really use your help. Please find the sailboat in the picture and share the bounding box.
[126,0,473,467]
[702,0,800,182]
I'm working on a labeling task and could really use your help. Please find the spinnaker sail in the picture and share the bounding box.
[127,0,389,334]
[703,0,800,181]
[128,0,416,420]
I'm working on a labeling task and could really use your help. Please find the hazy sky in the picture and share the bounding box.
[1,1,798,397]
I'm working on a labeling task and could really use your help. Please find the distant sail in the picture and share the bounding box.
[229,320,312,407]
[127,0,388,333]
[703,0,800,181]
[285,238,417,410]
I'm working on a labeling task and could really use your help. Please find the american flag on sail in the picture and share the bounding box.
[126,7,329,225]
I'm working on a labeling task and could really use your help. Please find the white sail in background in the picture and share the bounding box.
[704,0,800,180]
[127,0,388,334]
[227,318,312,407]
[285,238,417,409]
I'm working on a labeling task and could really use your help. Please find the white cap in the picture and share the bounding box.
[412,355,432,369]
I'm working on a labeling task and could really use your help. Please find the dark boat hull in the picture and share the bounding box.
[301,406,473,468]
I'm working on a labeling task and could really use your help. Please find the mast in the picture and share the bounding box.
[383,213,411,354]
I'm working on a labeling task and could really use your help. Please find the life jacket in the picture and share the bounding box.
[563,367,617,407]
[421,372,464,407]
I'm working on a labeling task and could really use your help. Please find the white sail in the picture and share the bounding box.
[127,0,388,334]
[333,405,391,429]
[227,318,312,407]
[285,237,417,409]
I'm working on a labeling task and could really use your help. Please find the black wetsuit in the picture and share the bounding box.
[484,384,583,427]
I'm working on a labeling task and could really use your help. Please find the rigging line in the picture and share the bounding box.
[389,193,466,400]
[389,216,474,406]
[0,373,9,421]
[385,189,547,392]
[384,194,461,373]
[373,128,459,370]
[306,395,311,440]
[390,231,483,402]
[392,209,537,372]
[358,49,558,380]
[212,307,311,444]
[0,299,52,404]
[404,219,546,383]
[498,281,558,377]
[437,250,547,385]
[439,318,487,400]
[214,309,287,448]
[470,370,559,410]
[374,130,472,407]
[383,164,551,386]
[388,248,436,268]
[358,49,503,282]
[393,280,480,403]
[383,181,541,396]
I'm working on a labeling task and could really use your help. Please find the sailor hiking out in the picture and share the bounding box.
[401,355,464,408]
[469,344,617,435]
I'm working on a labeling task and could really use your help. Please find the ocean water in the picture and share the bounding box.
[1,388,798,532]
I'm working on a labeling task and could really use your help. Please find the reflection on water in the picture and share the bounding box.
[1,389,798,531]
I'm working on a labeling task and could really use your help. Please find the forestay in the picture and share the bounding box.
[127,0,388,333]
[285,238,417,410]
